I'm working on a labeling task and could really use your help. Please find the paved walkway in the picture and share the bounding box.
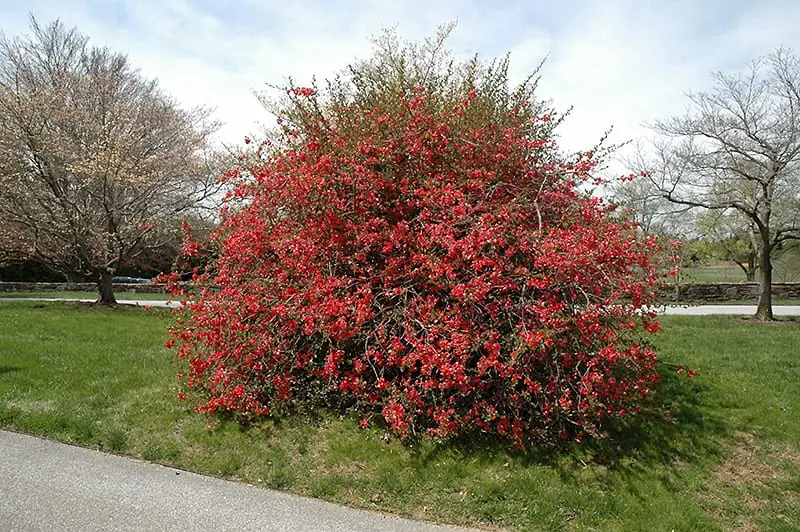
[0,297,180,308]
[3,297,800,316]
[0,430,468,531]
[660,304,800,316]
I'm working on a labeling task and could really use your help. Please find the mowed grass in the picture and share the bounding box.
[682,253,800,284]
[0,301,798,531]
[680,263,748,283]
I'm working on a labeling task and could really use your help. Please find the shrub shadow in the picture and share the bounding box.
[417,362,728,476]
[580,365,728,468]
[0,366,20,375]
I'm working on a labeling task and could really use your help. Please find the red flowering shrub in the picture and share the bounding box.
[168,29,662,447]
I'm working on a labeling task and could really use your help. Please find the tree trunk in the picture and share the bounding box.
[746,255,757,282]
[735,258,757,282]
[97,271,117,305]
[754,234,773,320]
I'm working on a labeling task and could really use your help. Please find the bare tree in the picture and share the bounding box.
[609,169,696,239]
[639,47,800,319]
[0,17,221,303]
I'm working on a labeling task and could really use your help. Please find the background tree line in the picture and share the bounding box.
[1,16,799,319]
[612,47,800,319]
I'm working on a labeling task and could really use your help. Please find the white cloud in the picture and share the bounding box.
[3,0,800,173]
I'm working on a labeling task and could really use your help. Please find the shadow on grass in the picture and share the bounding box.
[0,366,20,375]
[416,362,729,476]
[582,365,728,468]
[202,355,730,497]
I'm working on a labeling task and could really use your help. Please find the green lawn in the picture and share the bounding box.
[681,253,800,284]
[679,263,747,283]
[0,301,797,531]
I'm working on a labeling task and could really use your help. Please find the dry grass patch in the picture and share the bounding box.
[703,432,800,530]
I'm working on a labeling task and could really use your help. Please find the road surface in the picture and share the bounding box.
[0,430,469,531]
[2,298,799,316]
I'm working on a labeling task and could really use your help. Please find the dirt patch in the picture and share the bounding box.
[702,432,800,530]
[715,433,769,489]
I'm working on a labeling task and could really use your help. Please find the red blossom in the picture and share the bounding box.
[292,87,316,97]
[167,86,663,448]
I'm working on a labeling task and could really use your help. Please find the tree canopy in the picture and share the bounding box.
[0,17,220,302]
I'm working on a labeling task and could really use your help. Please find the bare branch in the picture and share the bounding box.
[632,47,800,319]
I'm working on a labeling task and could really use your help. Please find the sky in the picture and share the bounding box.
[2,0,800,176]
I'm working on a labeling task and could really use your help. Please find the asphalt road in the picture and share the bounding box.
[0,430,468,532]
[0,298,180,308]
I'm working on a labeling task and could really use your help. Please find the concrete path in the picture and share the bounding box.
[3,297,800,316]
[0,430,467,532]
[0,297,180,308]
[659,304,800,316]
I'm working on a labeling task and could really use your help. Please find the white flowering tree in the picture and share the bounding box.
[0,17,220,303]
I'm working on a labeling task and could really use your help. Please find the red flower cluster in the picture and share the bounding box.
[289,87,316,97]
[168,89,662,447]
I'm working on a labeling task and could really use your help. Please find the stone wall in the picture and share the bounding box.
[3,281,799,302]
[0,282,168,294]
[658,282,800,302]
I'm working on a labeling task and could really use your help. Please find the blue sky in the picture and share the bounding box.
[2,0,800,171]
